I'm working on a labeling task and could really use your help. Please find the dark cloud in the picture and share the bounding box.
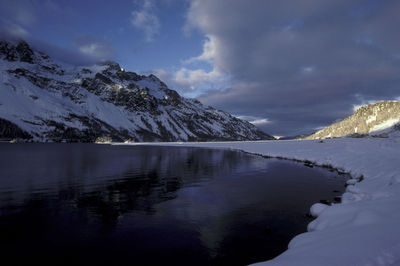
[0,29,113,66]
[0,21,31,41]
[188,0,400,136]
[0,0,36,40]
[0,0,113,66]
[0,0,37,27]
[28,37,113,66]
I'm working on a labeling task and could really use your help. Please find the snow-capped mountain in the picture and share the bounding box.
[0,40,273,142]
[305,100,400,139]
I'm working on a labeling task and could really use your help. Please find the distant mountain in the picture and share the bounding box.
[0,39,274,142]
[304,100,400,139]
[277,134,308,140]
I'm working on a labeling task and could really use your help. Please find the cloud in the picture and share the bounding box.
[183,35,217,64]
[176,35,228,91]
[174,67,226,89]
[249,118,270,126]
[0,31,114,66]
[131,0,160,42]
[74,36,114,62]
[184,0,400,136]
[19,37,112,66]
[0,20,30,40]
[0,0,37,26]
[0,0,37,41]
[0,1,112,66]
[236,115,271,126]
[150,67,228,97]
[150,35,229,94]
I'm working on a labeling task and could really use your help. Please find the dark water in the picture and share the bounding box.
[0,144,346,265]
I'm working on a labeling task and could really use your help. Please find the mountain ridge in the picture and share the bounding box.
[0,39,274,142]
[304,100,400,139]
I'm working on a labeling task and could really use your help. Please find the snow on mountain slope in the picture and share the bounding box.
[0,40,273,142]
[305,100,400,139]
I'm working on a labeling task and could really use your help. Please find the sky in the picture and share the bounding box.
[1,0,400,136]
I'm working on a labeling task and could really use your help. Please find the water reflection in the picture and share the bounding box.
[0,143,346,265]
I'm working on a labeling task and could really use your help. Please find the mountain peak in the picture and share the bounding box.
[101,60,121,71]
[0,39,35,63]
[15,40,34,63]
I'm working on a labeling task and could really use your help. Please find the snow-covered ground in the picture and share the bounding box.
[116,131,400,266]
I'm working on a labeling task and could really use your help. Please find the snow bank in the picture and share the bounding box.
[310,203,329,217]
[117,134,400,265]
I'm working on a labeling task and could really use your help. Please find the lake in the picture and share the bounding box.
[0,143,347,265]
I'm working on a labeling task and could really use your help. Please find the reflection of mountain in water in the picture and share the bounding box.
[0,144,250,229]
[72,147,252,228]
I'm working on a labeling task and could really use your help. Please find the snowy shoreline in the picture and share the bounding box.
[115,135,400,266]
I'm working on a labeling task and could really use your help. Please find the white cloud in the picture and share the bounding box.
[74,36,113,61]
[302,66,315,73]
[250,118,270,126]
[79,43,100,55]
[174,67,223,87]
[150,33,229,94]
[183,35,217,64]
[131,0,160,42]
[236,115,271,126]
[174,34,228,91]
[149,66,228,95]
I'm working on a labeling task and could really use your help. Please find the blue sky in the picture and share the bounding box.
[1,0,204,71]
[1,0,400,136]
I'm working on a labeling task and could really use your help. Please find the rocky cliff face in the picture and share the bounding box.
[305,101,400,139]
[0,39,273,142]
